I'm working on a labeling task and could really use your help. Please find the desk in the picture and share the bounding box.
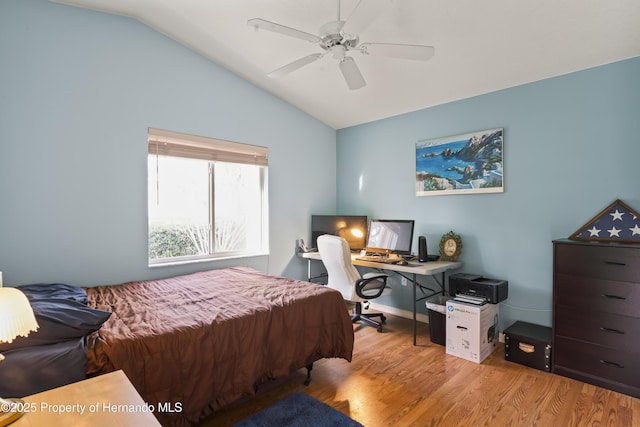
[11,370,161,427]
[300,251,462,345]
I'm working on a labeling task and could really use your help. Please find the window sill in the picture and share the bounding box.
[148,251,269,268]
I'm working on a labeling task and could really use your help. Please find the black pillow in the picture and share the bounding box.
[0,298,111,351]
[0,338,87,397]
[17,283,89,305]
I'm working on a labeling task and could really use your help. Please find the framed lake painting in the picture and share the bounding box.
[415,128,504,196]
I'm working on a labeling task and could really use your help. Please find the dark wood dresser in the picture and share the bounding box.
[553,239,640,398]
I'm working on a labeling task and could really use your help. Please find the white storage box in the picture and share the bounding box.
[445,299,499,363]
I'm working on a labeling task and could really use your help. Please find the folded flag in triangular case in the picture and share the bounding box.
[570,199,640,243]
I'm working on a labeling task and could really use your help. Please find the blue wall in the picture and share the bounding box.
[2,1,639,331]
[0,0,336,286]
[337,57,640,327]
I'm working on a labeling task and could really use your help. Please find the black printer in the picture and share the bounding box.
[449,273,508,304]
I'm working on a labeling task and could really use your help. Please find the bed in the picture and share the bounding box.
[84,266,354,426]
[0,267,354,426]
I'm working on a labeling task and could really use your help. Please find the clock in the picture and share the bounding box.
[439,231,462,261]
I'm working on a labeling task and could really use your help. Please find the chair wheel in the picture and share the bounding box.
[377,326,383,333]
[380,315,387,322]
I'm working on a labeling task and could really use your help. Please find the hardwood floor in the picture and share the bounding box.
[199,315,640,426]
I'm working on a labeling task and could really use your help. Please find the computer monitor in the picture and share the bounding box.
[311,215,368,251]
[365,219,415,256]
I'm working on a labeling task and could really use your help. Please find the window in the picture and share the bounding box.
[148,128,268,265]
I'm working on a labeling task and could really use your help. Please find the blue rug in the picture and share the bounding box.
[233,393,363,427]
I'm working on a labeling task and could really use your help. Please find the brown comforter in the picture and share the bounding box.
[85,267,354,426]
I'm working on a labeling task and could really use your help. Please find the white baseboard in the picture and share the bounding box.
[365,301,430,324]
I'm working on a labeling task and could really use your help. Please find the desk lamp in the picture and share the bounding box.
[0,276,39,427]
[337,222,364,249]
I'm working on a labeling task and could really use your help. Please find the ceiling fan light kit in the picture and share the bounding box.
[248,0,434,90]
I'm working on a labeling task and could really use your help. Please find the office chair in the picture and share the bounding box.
[316,234,391,332]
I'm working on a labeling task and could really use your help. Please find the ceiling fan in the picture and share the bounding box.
[247,0,434,90]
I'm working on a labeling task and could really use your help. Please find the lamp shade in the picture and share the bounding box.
[0,288,39,343]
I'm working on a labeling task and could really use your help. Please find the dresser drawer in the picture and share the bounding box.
[554,306,640,351]
[554,243,640,283]
[554,337,640,388]
[554,273,640,316]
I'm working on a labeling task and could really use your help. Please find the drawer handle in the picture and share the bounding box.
[599,327,625,335]
[518,343,535,353]
[601,294,626,300]
[599,359,624,369]
[604,261,626,266]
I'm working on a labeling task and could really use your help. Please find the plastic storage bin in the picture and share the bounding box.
[426,295,448,345]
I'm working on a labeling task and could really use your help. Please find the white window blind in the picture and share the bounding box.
[148,127,268,166]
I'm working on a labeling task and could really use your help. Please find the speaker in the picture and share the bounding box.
[418,236,427,262]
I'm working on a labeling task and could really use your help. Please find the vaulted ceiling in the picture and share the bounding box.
[51,0,640,129]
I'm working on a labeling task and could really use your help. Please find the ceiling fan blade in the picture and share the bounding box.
[341,0,390,38]
[247,18,320,43]
[360,43,435,61]
[268,53,325,78]
[339,57,366,90]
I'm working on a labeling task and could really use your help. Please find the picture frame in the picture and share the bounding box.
[416,128,504,196]
[439,231,463,261]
